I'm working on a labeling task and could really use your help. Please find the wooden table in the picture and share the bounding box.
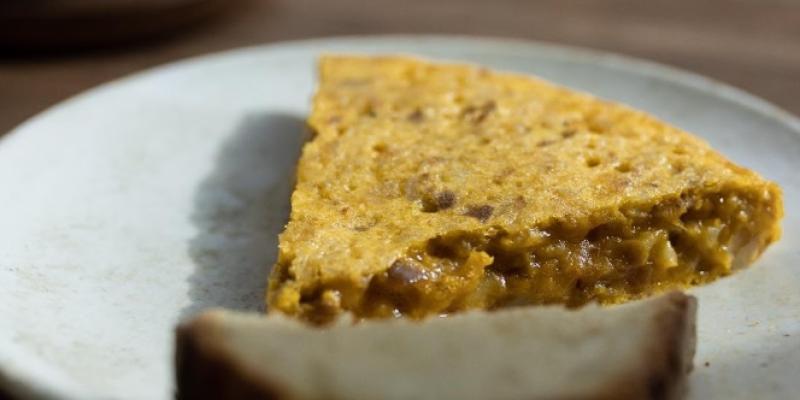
[1,0,799,136]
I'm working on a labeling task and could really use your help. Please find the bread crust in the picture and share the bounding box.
[175,312,291,400]
[590,292,697,400]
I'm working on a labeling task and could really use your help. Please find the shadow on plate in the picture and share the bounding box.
[688,332,800,398]
[181,112,306,321]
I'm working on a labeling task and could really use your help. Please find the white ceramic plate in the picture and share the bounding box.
[1,36,798,400]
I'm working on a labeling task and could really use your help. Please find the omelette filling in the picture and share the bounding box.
[275,189,777,323]
[355,190,776,319]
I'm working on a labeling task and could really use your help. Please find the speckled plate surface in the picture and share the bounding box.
[1,36,798,400]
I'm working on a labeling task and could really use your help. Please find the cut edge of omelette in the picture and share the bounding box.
[267,55,783,323]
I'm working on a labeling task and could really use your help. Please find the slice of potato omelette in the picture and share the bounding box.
[268,56,782,323]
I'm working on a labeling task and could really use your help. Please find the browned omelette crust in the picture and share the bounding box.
[268,55,782,322]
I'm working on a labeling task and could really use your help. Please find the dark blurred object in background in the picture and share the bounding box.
[0,0,234,52]
[0,0,798,138]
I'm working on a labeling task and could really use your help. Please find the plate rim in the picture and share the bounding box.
[2,34,799,399]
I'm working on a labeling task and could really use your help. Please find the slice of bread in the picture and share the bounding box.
[176,292,696,400]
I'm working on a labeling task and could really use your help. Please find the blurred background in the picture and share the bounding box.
[1,0,798,136]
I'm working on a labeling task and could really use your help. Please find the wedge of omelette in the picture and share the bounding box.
[268,56,782,323]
